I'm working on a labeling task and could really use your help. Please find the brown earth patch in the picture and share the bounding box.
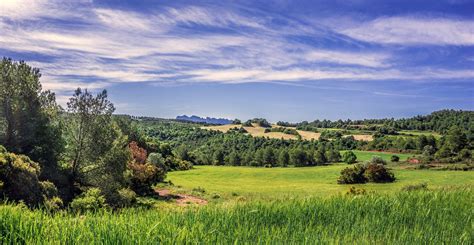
[156,189,208,206]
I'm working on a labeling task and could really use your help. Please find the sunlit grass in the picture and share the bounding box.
[167,165,473,200]
[0,190,471,244]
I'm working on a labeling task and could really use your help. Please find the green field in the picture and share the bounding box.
[348,150,414,162]
[167,164,474,200]
[1,190,471,244]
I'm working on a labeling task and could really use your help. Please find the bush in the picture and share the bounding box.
[0,151,44,206]
[368,156,387,165]
[337,164,367,184]
[70,188,107,212]
[116,188,137,207]
[128,162,165,195]
[342,151,357,164]
[43,196,63,211]
[364,164,395,183]
[391,155,400,162]
[338,163,396,184]
[40,181,59,199]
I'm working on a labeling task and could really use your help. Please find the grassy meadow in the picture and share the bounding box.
[167,165,474,200]
[2,152,473,244]
[345,150,414,162]
[1,189,472,244]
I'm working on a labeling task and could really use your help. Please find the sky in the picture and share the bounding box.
[0,0,473,122]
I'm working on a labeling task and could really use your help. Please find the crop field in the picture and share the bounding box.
[201,124,376,141]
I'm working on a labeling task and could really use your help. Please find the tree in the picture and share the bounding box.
[391,155,400,162]
[63,88,128,202]
[342,151,357,164]
[128,142,165,195]
[278,150,289,167]
[0,58,63,180]
[159,143,173,158]
[313,149,327,165]
[326,149,341,163]
[227,151,241,166]
[263,148,276,166]
[445,126,467,153]
[290,148,308,167]
[213,149,225,166]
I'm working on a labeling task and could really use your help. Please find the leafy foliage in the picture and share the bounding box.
[70,188,107,212]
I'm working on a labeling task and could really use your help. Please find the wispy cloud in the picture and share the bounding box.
[339,17,474,46]
[0,1,473,99]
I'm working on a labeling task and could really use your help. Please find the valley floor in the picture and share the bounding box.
[167,165,474,200]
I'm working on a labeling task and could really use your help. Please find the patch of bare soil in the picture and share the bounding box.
[156,189,208,206]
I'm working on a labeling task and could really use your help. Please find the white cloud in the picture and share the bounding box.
[0,0,91,21]
[94,8,156,31]
[339,17,474,46]
[303,50,389,67]
[1,3,473,95]
[185,67,474,83]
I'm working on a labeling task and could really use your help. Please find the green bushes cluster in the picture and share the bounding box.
[338,157,396,184]
[0,149,62,207]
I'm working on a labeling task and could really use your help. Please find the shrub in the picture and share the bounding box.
[0,145,6,154]
[402,183,428,192]
[43,196,63,211]
[0,151,44,206]
[70,188,107,212]
[364,164,395,183]
[337,164,367,184]
[128,161,165,195]
[116,188,137,207]
[147,153,166,169]
[40,181,59,199]
[342,151,357,164]
[391,155,400,162]
[368,156,387,165]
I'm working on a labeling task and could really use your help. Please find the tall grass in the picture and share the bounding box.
[1,189,472,244]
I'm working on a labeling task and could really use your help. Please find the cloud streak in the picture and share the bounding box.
[339,17,474,46]
[0,0,473,98]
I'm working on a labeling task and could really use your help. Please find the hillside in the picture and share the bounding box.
[202,124,373,141]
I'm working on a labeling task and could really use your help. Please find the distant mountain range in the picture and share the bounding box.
[176,115,232,125]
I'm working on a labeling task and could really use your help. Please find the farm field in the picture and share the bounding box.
[167,165,474,200]
[202,124,376,141]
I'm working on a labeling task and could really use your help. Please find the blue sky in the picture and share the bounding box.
[0,0,473,121]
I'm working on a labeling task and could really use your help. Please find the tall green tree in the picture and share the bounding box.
[64,88,128,200]
[0,58,63,179]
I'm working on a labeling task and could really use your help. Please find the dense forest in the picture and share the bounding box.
[0,58,473,210]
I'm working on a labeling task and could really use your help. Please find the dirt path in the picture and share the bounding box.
[156,189,208,206]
